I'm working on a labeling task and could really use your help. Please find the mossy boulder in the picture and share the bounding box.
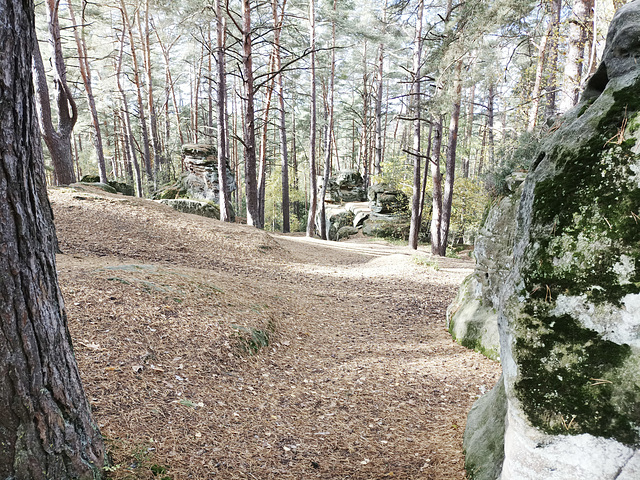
[79,175,134,196]
[464,377,506,480]
[465,3,640,478]
[362,213,410,239]
[447,186,521,361]
[336,226,359,240]
[75,181,117,194]
[368,184,409,214]
[157,199,222,219]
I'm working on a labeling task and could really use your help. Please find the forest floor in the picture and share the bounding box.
[49,185,500,480]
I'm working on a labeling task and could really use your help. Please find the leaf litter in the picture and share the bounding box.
[49,185,500,479]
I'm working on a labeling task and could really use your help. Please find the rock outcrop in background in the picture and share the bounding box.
[315,172,411,240]
[155,144,236,220]
[463,2,640,478]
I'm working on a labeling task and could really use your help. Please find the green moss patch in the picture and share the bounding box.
[514,307,638,444]
[514,77,640,445]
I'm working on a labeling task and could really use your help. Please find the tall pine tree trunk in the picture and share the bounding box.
[408,0,424,250]
[215,0,232,222]
[527,18,551,132]
[273,0,290,233]
[138,1,162,184]
[306,0,318,237]
[319,0,337,241]
[120,0,152,185]
[67,0,107,183]
[1,1,104,476]
[430,117,444,255]
[544,0,562,119]
[115,18,143,197]
[242,0,260,227]
[32,0,78,186]
[439,61,463,256]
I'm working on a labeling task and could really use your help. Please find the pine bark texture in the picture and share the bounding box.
[31,0,78,186]
[439,62,463,256]
[0,0,105,477]
[242,0,260,227]
[408,0,424,250]
[215,0,232,222]
[430,117,444,255]
[67,0,108,184]
[305,0,318,237]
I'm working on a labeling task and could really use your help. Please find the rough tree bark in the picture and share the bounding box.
[119,0,153,183]
[215,0,232,222]
[408,0,424,250]
[273,0,291,233]
[305,0,318,237]
[32,0,78,186]
[429,116,444,255]
[318,0,337,241]
[438,61,463,256]
[67,0,108,183]
[0,0,105,477]
[241,0,260,227]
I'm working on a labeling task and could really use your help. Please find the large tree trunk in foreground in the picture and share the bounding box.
[0,1,105,478]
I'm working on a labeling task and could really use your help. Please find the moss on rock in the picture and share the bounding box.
[512,65,640,446]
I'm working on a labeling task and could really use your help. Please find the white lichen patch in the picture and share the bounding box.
[613,255,636,285]
[630,160,640,188]
[551,294,640,348]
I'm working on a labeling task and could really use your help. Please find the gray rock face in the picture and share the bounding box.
[158,199,221,219]
[464,377,506,480]
[447,185,522,361]
[321,170,367,203]
[181,144,237,203]
[465,2,640,478]
[368,184,409,214]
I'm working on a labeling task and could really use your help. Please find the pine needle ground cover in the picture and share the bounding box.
[50,185,500,480]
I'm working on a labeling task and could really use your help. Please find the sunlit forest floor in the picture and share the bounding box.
[50,185,500,480]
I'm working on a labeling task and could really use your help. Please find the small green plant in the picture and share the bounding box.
[413,256,439,270]
[446,245,465,259]
[231,321,274,355]
[151,464,172,480]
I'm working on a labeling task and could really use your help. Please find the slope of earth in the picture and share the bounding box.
[49,185,501,480]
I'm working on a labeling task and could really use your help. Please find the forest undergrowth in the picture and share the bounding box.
[50,185,500,480]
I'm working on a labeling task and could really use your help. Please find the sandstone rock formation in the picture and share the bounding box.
[322,170,367,203]
[447,176,523,361]
[464,2,640,478]
[155,144,236,220]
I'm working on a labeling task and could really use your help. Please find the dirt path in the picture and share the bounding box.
[50,186,500,480]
